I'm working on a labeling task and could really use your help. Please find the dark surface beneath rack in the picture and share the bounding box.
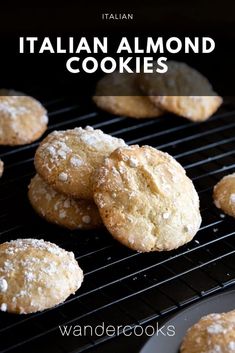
[0,96,235,353]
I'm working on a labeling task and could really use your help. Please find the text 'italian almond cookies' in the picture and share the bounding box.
[0,239,83,314]
[180,310,235,353]
[0,90,48,145]
[93,71,163,119]
[139,61,222,122]
[34,126,126,200]
[213,173,235,218]
[94,145,201,252]
[28,174,102,230]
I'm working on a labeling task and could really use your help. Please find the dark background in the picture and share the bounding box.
[0,0,234,97]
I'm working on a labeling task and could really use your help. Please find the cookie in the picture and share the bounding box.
[180,311,235,353]
[93,72,163,119]
[0,238,83,314]
[28,174,102,230]
[0,159,3,177]
[94,145,201,252]
[0,89,48,145]
[139,61,222,122]
[213,173,235,218]
[34,126,126,199]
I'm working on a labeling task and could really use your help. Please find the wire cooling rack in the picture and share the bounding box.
[0,96,235,353]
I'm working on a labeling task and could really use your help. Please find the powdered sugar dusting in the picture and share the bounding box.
[59,210,66,219]
[58,172,68,182]
[25,272,35,282]
[70,156,83,167]
[162,212,170,219]
[38,126,126,182]
[0,278,8,292]
[230,194,235,203]
[0,303,7,312]
[78,126,126,151]
[211,344,222,353]
[0,100,29,118]
[43,139,72,165]
[29,174,101,230]
[1,239,70,257]
[207,323,225,334]
[129,157,139,168]
[228,341,235,350]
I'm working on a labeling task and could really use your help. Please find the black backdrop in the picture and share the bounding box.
[0,0,234,97]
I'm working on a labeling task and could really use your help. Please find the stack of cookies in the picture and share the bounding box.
[29,125,202,253]
[29,126,126,230]
[93,61,222,122]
